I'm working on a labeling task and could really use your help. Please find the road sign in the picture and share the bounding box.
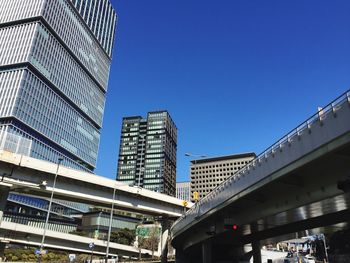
[35,249,47,255]
[89,242,95,250]
[69,254,76,262]
[182,200,188,207]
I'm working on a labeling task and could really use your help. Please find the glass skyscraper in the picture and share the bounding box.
[0,0,117,171]
[116,111,177,196]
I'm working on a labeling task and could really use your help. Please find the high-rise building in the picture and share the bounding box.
[189,153,256,202]
[0,0,117,172]
[176,181,190,202]
[116,111,177,196]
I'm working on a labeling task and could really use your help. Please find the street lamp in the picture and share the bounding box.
[185,153,208,201]
[105,183,117,263]
[94,211,103,240]
[38,157,63,262]
[185,153,208,158]
[185,153,208,220]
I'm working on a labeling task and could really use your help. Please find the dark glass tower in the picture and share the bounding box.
[117,111,177,196]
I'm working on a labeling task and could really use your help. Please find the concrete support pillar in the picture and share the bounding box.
[160,217,171,263]
[175,249,190,263]
[249,222,262,263]
[0,242,5,259]
[202,239,212,263]
[0,186,10,224]
[232,246,246,263]
[252,241,262,263]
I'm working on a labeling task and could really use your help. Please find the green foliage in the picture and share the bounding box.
[28,253,36,260]
[137,227,160,258]
[48,252,56,260]
[5,247,69,262]
[110,228,136,245]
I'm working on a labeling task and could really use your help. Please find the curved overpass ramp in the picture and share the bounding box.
[172,90,350,263]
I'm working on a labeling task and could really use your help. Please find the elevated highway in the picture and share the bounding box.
[0,152,191,260]
[0,152,192,218]
[171,90,350,263]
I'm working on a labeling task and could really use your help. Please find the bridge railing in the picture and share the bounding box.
[175,89,350,225]
[2,214,77,233]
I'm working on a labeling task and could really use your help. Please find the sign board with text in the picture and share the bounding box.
[69,254,76,262]
[89,242,95,250]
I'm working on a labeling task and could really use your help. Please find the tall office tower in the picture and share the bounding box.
[190,153,256,202]
[176,181,190,202]
[0,0,117,172]
[117,111,177,196]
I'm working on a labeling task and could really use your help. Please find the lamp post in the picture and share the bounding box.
[185,153,208,201]
[322,234,329,263]
[105,183,117,263]
[185,153,208,220]
[38,157,63,262]
[94,211,103,240]
[185,153,207,158]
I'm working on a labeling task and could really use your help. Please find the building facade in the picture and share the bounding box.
[176,181,190,202]
[81,212,141,240]
[116,111,177,196]
[190,153,256,202]
[0,0,117,171]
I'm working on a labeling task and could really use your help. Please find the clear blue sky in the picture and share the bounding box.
[95,0,350,182]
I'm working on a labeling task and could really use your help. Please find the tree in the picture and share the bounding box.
[144,228,160,259]
[136,226,160,259]
[137,236,147,261]
[110,228,136,245]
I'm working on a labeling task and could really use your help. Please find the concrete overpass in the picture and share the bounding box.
[0,220,153,258]
[171,90,350,263]
[0,152,191,260]
[0,152,192,219]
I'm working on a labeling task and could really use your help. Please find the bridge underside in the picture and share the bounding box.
[173,132,350,262]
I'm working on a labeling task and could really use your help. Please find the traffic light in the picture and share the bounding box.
[193,191,200,201]
[224,224,238,231]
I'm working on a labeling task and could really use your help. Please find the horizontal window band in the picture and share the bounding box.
[0,17,108,93]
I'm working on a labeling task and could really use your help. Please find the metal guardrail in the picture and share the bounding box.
[174,89,350,226]
[2,214,77,233]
